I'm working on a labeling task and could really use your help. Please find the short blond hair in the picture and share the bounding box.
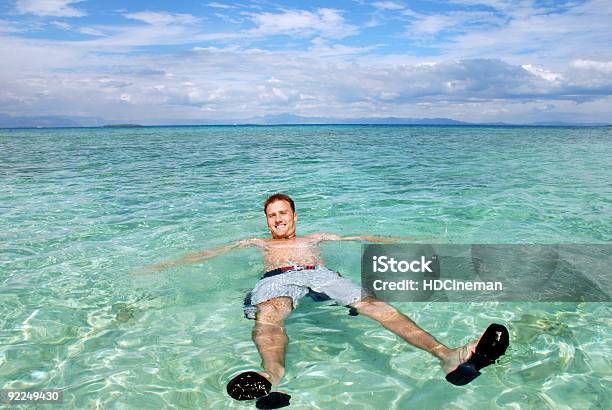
[264,193,295,214]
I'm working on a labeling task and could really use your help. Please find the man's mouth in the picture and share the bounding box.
[275,223,286,229]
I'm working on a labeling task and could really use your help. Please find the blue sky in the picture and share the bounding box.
[1,0,611,124]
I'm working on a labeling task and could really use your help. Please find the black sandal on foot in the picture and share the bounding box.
[445,323,510,386]
[227,371,271,400]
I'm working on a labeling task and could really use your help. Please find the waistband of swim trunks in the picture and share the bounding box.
[262,265,317,279]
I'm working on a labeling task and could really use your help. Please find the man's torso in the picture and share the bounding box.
[254,235,325,271]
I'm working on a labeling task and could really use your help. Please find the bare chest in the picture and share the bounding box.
[262,240,323,270]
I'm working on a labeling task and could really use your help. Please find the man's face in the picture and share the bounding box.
[265,199,298,239]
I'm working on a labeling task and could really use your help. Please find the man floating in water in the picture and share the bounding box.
[149,193,509,406]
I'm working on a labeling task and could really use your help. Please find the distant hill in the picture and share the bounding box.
[247,113,469,125]
[0,113,470,127]
[0,112,608,128]
[0,113,106,128]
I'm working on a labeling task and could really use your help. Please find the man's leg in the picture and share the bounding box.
[352,297,476,372]
[252,297,293,385]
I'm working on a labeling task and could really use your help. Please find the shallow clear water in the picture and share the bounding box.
[1,125,610,408]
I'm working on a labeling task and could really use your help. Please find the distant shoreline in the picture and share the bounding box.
[102,124,144,128]
[1,123,610,130]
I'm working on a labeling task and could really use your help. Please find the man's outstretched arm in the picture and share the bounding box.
[313,233,431,243]
[137,238,261,274]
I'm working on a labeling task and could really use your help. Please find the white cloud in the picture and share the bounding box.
[309,37,379,57]
[405,10,503,36]
[51,21,71,30]
[248,8,357,39]
[399,0,612,70]
[79,27,104,36]
[208,2,238,9]
[15,0,86,17]
[571,59,612,74]
[214,12,242,24]
[372,2,405,10]
[0,19,22,33]
[447,0,515,11]
[409,15,452,35]
[522,65,563,82]
[124,11,199,26]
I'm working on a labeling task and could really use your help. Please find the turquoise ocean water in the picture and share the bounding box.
[1,125,610,408]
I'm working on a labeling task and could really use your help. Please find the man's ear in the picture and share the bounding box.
[293,212,298,222]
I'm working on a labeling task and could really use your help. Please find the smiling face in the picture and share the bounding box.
[265,199,298,239]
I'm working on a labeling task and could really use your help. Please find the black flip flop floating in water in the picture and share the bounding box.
[255,392,291,409]
[227,371,291,409]
[445,323,510,386]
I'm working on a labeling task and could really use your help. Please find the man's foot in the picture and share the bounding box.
[226,370,284,401]
[257,370,281,386]
[227,371,291,408]
[439,340,478,375]
[442,324,510,386]
[227,371,272,401]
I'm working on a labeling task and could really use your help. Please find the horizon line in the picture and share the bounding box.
[2,123,611,130]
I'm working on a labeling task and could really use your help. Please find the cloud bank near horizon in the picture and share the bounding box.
[1,0,611,124]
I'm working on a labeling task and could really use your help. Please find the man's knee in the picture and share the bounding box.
[353,297,400,322]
